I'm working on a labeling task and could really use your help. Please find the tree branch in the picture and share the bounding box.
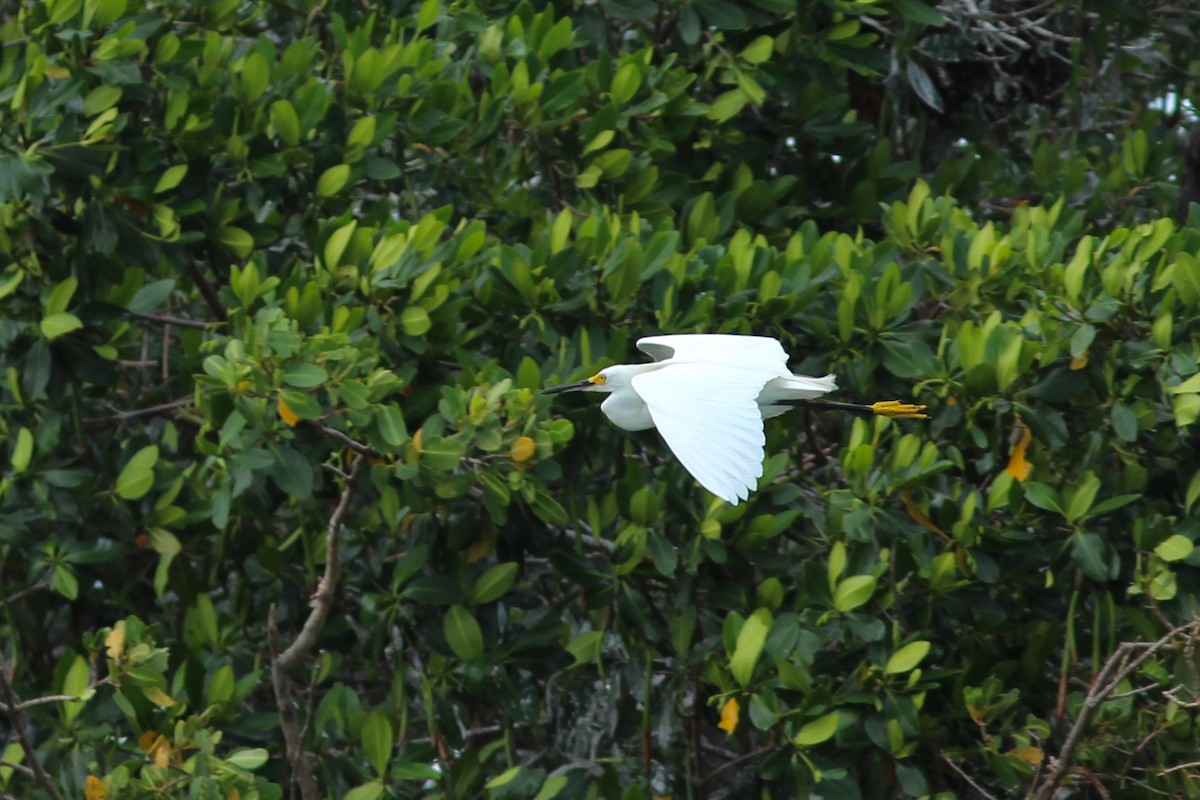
[1033,620,1200,800]
[0,654,65,800]
[269,456,364,800]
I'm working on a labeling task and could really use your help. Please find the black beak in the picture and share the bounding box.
[542,379,593,395]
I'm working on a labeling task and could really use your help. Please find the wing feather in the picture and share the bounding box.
[637,335,789,372]
[632,363,769,504]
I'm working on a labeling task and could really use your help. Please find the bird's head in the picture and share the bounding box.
[543,365,639,395]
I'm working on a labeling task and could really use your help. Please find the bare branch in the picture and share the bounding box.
[128,311,219,330]
[0,653,66,800]
[270,456,365,800]
[1033,620,1200,800]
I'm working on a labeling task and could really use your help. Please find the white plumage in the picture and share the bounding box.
[545,335,839,504]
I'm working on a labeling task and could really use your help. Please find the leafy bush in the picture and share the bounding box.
[2,1,1200,799]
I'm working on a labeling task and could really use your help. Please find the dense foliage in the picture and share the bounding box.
[3,0,1200,798]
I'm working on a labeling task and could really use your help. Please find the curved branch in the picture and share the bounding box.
[269,455,365,800]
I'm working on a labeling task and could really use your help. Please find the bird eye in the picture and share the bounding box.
[588,373,606,386]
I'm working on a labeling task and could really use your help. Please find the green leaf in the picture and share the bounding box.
[906,60,943,112]
[271,100,302,146]
[11,427,32,473]
[268,445,313,500]
[127,279,175,313]
[377,405,407,446]
[740,35,773,64]
[708,89,746,123]
[1155,534,1194,563]
[833,575,876,612]
[226,748,269,770]
[316,164,351,197]
[45,276,78,315]
[0,268,24,301]
[324,220,357,267]
[216,226,254,258]
[884,640,931,675]
[610,62,642,105]
[400,306,432,335]
[361,711,393,777]
[470,562,518,603]
[565,630,604,665]
[1071,531,1109,581]
[416,0,439,31]
[532,776,569,800]
[40,312,83,340]
[1065,471,1100,523]
[444,605,484,660]
[729,608,772,686]
[1087,493,1140,518]
[1021,482,1063,515]
[793,712,839,746]
[282,364,329,388]
[343,783,384,800]
[893,0,946,26]
[115,445,159,500]
[1111,402,1138,442]
[154,164,188,194]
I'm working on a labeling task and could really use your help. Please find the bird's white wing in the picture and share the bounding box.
[637,334,789,372]
[632,363,769,505]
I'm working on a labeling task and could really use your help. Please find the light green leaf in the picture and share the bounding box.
[833,574,876,612]
[361,711,393,777]
[115,445,159,500]
[324,220,357,267]
[226,748,269,770]
[343,783,384,800]
[1155,534,1194,563]
[40,312,83,340]
[793,712,839,746]
[729,608,771,686]
[884,640,931,675]
[316,164,351,197]
[154,164,188,193]
[11,427,32,473]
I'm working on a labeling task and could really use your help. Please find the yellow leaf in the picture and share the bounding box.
[138,731,160,751]
[461,523,494,564]
[718,697,739,735]
[412,428,424,452]
[1069,353,1088,370]
[85,775,107,800]
[1010,745,1044,765]
[143,685,175,707]
[277,394,299,427]
[105,623,125,661]
[1006,425,1033,482]
[154,739,170,769]
[900,489,946,538]
[510,435,536,463]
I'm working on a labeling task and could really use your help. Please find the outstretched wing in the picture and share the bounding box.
[632,362,769,505]
[637,334,789,372]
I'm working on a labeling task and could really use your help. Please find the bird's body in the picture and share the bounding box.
[544,334,924,505]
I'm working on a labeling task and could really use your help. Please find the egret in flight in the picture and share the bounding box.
[544,334,926,505]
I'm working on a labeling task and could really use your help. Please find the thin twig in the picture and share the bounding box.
[1033,620,1200,800]
[84,397,194,424]
[943,754,1002,800]
[128,311,218,330]
[3,577,50,606]
[270,456,364,800]
[0,653,66,800]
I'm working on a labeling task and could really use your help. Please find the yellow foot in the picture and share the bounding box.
[870,400,928,419]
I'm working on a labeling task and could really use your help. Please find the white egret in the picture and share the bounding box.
[544,334,926,505]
